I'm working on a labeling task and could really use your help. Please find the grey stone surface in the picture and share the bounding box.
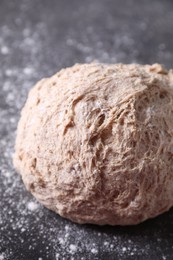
[0,0,173,259]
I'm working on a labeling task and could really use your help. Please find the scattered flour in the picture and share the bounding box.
[27,201,39,211]
[23,67,34,75]
[1,46,9,55]
[0,254,5,260]
[69,244,77,254]
[91,248,98,254]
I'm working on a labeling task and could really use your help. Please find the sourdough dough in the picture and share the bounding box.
[14,63,173,225]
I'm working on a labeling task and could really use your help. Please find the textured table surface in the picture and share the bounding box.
[0,0,173,259]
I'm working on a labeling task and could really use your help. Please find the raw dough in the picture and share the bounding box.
[14,63,173,225]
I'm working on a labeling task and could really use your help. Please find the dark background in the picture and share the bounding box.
[0,0,173,259]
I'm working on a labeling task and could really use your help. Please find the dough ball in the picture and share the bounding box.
[14,63,173,225]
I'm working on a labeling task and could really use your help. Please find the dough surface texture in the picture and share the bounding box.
[14,63,173,225]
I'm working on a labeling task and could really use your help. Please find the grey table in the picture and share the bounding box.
[0,0,173,259]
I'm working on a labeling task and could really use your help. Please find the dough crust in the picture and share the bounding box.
[14,63,173,225]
